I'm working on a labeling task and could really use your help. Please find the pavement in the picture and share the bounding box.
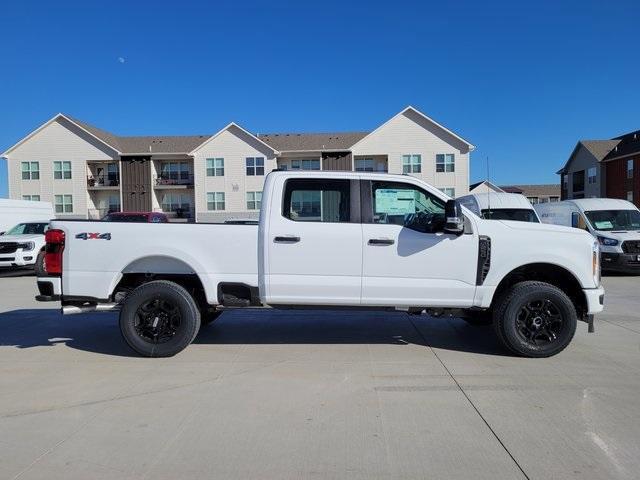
[1,274,639,480]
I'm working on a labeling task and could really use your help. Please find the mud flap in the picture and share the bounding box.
[587,314,595,333]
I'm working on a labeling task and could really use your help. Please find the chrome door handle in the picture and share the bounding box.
[368,238,395,246]
[274,236,300,243]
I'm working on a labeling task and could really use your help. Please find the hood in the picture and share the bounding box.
[594,230,640,242]
[0,234,45,243]
[497,220,586,236]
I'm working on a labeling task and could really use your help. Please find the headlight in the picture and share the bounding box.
[593,240,601,287]
[597,235,619,246]
[17,241,35,251]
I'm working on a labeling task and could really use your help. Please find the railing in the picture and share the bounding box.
[154,174,194,187]
[154,207,192,219]
[87,174,120,188]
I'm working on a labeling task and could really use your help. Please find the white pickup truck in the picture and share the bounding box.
[36,171,604,358]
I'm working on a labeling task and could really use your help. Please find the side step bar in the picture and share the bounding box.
[62,303,120,315]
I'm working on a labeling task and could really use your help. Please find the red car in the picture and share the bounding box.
[101,212,169,223]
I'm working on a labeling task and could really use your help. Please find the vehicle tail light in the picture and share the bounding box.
[44,229,65,276]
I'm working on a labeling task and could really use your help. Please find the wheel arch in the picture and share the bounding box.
[491,262,587,318]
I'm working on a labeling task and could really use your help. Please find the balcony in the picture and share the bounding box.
[154,174,194,189]
[87,174,120,190]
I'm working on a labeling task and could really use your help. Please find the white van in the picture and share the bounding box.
[457,192,540,222]
[0,199,54,234]
[535,199,640,273]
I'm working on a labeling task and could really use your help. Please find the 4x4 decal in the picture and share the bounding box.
[75,232,111,241]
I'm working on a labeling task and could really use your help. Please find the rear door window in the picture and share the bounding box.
[282,179,352,223]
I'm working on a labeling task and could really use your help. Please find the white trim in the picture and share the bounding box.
[188,122,279,155]
[349,106,475,152]
[2,113,122,156]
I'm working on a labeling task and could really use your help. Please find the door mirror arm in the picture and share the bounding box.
[444,199,464,235]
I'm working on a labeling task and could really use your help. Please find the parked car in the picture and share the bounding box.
[102,212,169,223]
[457,192,540,222]
[0,199,53,233]
[36,171,604,358]
[535,198,640,273]
[0,221,49,272]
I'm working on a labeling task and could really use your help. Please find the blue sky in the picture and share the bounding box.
[1,0,638,197]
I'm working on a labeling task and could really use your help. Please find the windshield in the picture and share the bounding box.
[5,223,48,235]
[585,209,640,231]
[481,209,539,223]
[102,214,149,222]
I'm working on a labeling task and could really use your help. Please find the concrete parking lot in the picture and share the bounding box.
[1,274,639,480]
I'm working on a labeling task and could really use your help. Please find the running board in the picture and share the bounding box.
[62,303,120,315]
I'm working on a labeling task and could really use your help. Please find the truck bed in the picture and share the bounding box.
[50,220,259,304]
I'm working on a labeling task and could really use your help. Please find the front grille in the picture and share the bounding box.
[0,257,15,262]
[0,243,18,254]
[622,240,640,254]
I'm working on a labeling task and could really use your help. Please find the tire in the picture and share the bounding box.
[200,309,223,328]
[34,251,46,276]
[493,281,577,358]
[462,310,493,326]
[119,280,201,357]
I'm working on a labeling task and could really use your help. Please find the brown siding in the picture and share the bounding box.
[322,152,352,171]
[121,156,152,211]
[605,156,639,207]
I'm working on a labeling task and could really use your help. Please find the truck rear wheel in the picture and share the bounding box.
[493,281,577,358]
[119,280,201,357]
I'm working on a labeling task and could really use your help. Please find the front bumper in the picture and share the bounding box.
[601,252,640,273]
[583,286,605,315]
[0,250,37,268]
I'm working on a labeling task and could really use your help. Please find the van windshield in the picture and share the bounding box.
[585,210,640,231]
[481,209,539,223]
[5,223,48,235]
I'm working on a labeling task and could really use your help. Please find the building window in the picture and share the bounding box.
[160,162,191,182]
[207,192,225,210]
[549,196,560,202]
[206,158,224,176]
[22,195,41,201]
[246,191,262,210]
[21,162,39,180]
[291,159,320,171]
[53,161,72,180]
[162,193,191,215]
[355,158,374,172]
[246,157,265,176]
[436,154,455,173]
[527,197,539,204]
[627,159,634,179]
[54,194,73,213]
[108,194,121,213]
[627,191,634,202]
[439,187,456,197]
[402,155,422,174]
[587,167,597,184]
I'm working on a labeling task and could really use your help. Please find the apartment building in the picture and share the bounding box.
[558,130,640,206]
[1,106,475,222]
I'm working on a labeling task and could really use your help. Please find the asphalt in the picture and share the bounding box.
[1,273,639,479]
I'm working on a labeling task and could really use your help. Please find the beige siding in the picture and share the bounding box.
[351,109,471,195]
[565,146,602,198]
[193,126,276,222]
[6,117,117,217]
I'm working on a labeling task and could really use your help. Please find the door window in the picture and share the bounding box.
[283,179,351,223]
[368,181,446,233]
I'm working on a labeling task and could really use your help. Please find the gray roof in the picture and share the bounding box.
[66,115,370,154]
[580,140,621,161]
[500,184,561,197]
[257,132,369,152]
[65,114,211,154]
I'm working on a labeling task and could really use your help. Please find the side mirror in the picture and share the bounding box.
[444,199,464,235]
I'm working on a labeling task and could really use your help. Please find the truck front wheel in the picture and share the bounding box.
[119,280,201,357]
[493,281,577,358]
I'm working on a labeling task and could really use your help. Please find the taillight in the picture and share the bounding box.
[44,229,65,276]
